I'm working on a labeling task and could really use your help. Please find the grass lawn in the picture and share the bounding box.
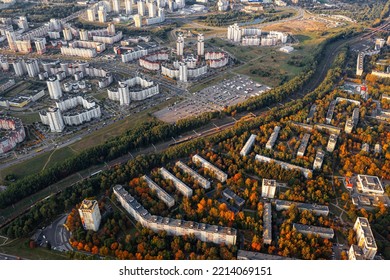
[0,147,77,181]
[69,98,176,152]
[208,37,319,87]
[0,235,8,245]
[69,114,154,153]
[0,238,68,260]
[207,18,354,87]
[8,112,40,125]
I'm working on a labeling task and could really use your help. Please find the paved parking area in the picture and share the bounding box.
[36,214,72,252]
[154,75,271,123]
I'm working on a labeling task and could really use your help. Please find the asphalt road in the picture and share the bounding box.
[39,214,71,252]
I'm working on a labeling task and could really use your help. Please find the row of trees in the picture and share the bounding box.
[201,11,261,27]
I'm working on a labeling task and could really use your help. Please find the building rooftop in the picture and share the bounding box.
[222,188,245,207]
[255,154,312,178]
[293,223,334,236]
[79,199,98,210]
[237,250,294,260]
[275,199,329,214]
[263,203,272,244]
[175,161,210,189]
[355,217,377,249]
[192,154,228,182]
[262,179,276,188]
[113,185,236,236]
[240,134,257,156]
[142,175,175,206]
[357,174,384,194]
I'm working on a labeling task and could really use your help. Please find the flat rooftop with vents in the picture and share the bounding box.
[357,174,384,194]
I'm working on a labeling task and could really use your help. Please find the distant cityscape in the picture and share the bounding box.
[0,0,389,261]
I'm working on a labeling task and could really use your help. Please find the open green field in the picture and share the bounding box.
[0,238,67,260]
[8,111,40,124]
[0,98,178,182]
[208,32,323,87]
[69,98,177,153]
[208,25,343,87]
[0,147,77,181]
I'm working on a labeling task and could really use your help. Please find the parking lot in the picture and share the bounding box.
[35,214,72,252]
[154,75,271,123]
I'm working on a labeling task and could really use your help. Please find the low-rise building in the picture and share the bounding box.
[192,154,228,182]
[361,143,369,153]
[159,167,193,198]
[113,185,237,245]
[293,223,334,239]
[307,104,316,122]
[222,188,245,208]
[297,133,310,157]
[175,161,210,189]
[275,199,329,216]
[326,134,338,152]
[266,126,280,150]
[326,100,336,124]
[263,203,272,245]
[279,46,294,53]
[255,154,312,179]
[313,149,325,170]
[314,124,341,135]
[240,134,257,156]
[142,175,175,208]
[345,118,354,133]
[0,79,15,92]
[356,174,384,194]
